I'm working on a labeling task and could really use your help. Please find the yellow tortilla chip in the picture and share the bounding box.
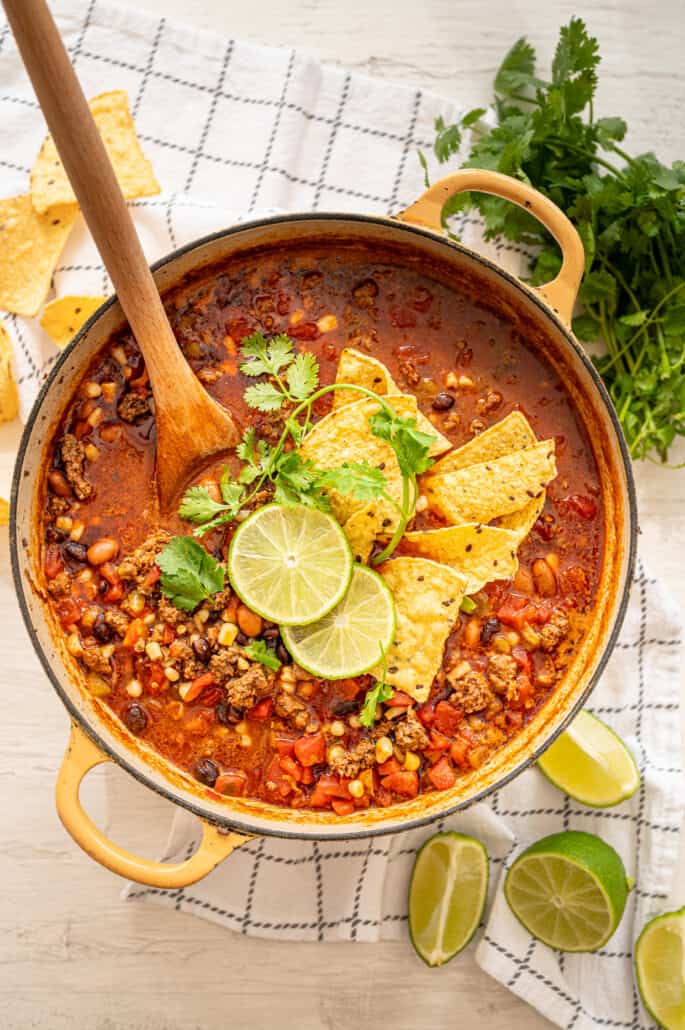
[0,319,18,422]
[0,196,77,317]
[40,295,107,349]
[498,490,547,544]
[403,524,519,594]
[374,557,467,703]
[428,410,536,477]
[300,394,415,531]
[332,347,451,456]
[342,504,384,564]
[0,498,8,526]
[424,440,556,525]
[31,90,160,214]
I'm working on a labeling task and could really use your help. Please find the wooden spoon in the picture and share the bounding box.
[3,0,241,508]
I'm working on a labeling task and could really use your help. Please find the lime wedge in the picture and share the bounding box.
[228,504,352,626]
[504,830,630,952]
[280,565,395,678]
[635,906,685,1029]
[409,831,489,967]
[538,710,640,807]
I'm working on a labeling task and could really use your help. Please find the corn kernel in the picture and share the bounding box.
[289,309,305,326]
[125,591,145,616]
[330,720,346,737]
[359,769,375,794]
[85,382,102,398]
[126,679,142,698]
[84,443,99,462]
[66,632,83,656]
[234,721,248,736]
[506,630,520,646]
[521,624,541,648]
[87,406,103,428]
[493,634,511,653]
[143,612,156,625]
[80,606,99,630]
[145,641,162,661]
[348,714,361,729]
[112,345,127,366]
[457,374,475,389]
[236,657,249,671]
[178,681,193,701]
[176,623,187,635]
[239,735,252,748]
[328,744,345,764]
[70,521,85,542]
[415,494,428,513]
[100,643,115,659]
[375,736,393,764]
[404,751,421,772]
[194,609,210,628]
[348,779,364,798]
[445,371,459,389]
[76,568,93,583]
[164,666,180,682]
[55,515,73,532]
[317,314,338,333]
[280,665,297,684]
[100,381,117,403]
[218,621,238,647]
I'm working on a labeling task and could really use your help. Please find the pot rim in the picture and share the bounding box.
[10,209,639,840]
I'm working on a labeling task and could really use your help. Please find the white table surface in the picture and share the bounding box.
[2,1,684,1027]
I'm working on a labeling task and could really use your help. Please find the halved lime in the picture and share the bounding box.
[228,504,352,626]
[635,906,685,1029]
[538,710,640,807]
[280,565,395,678]
[409,831,489,967]
[504,830,630,952]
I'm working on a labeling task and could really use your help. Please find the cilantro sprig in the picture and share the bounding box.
[431,17,685,464]
[156,537,225,611]
[244,638,282,671]
[359,646,393,727]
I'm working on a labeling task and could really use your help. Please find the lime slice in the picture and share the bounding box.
[280,565,396,678]
[228,504,352,626]
[538,710,640,807]
[409,831,489,967]
[504,830,630,952]
[635,906,685,1030]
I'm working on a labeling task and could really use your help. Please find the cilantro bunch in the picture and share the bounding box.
[179,332,435,562]
[432,17,685,464]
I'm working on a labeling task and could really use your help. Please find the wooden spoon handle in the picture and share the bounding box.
[2,0,195,393]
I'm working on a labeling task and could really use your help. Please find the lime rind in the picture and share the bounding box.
[280,564,396,679]
[635,906,685,1030]
[538,710,640,808]
[227,503,353,626]
[409,831,489,967]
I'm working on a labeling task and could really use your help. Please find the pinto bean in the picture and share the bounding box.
[237,605,263,638]
[532,558,557,597]
[431,391,455,411]
[48,469,72,497]
[87,537,119,566]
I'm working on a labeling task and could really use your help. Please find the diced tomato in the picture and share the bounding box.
[433,700,463,736]
[416,702,435,728]
[380,770,419,798]
[44,544,64,580]
[427,756,457,791]
[564,493,598,520]
[279,755,303,782]
[300,766,314,785]
[505,709,524,730]
[265,755,294,799]
[423,748,446,764]
[274,736,296,757]
[309,785,332,808]
[56,597,81,627]
[144,661,166,688]
[141,565,161,591]
[375,785,394,807]
[387,691,413,708]
[450,738,470,768]
[511,646,532,675]
[331,799,355,816]
[289,321,320,340]
[428,729,451,752]
[315,774,349,799]
[198,686,223,707]
[99,562,120,586]
[390,305,417,329]
[510,674,534,710]
[183,671,214,703]
[497,595,534,629]
[122,617,147,649]
[103,582,124,604]
[292,733,324,767]
[377,757,401,777]
[214,771,247,797]
[248,697,273,720]
[162,623,175,645]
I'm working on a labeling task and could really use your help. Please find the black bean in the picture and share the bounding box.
[432,391,455,411]
[332,699,358,716]
[195,757,219,787]
[480,617,500,645]
[64,540,88,563]
[45,526,63,542]
[124,703,148,734]
[276,642,291,665]
[263,626,280,640]
[92,613,112,642]
[192,637,211,663]
[235,631,248,646]
[215,702,244,726]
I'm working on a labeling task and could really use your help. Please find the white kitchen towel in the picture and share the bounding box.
[1,4,682,1029]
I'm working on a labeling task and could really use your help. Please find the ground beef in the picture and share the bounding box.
[204,588,234,613]
[393,708,429,751]
[82,647,112,675]
[208,648,242,684]
[535,655,557,687]
[540,609,570,652]
[46,570,70,596]
[117,529,170,587]
[60,433,91,500]
[398,359,420,386]
[328,737,375,778]
[47,495,70,516]
[183,657,207,680]
[347,329,378,352]
[104,608,130,637]
[117,391,151,423]
[274,689,306,721]
[224,665,270,710]
[158,596,185,625]
[352,279,378,309]
[448,665,492,713]
[487,653,518,696]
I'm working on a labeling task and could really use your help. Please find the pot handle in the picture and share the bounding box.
[56,722,252,886]
[398,169,584,327]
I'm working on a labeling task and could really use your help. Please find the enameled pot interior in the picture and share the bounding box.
[11,214,637,840]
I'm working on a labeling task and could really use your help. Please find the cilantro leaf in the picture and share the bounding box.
[317,461,386,501]
[243,639,282,671]
[157,537,225,612]
[494,37,539,96]
[178,486,228,525]
[285,351,319,401]
[239,332,294,377]
[368,409,435,478]
[272,451,330,510]
[236,428,274,484]
[244,381,286,412]
[359,678,393,728]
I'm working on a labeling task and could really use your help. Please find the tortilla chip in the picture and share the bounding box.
[31,90,160,214]
[342,504,384,563]
[428,411,536,477]
[498,490,547,543]
[403,524,519,594]
[332,347,451,456]
[40,295,107,349]
[374,557,467,703]
[0,319,18,422]
[299,394,415,531]
[0,498,8,526]
[424,440,556,525]
[0,196,77,317]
